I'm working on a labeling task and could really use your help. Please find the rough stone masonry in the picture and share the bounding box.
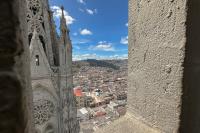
[96,0,200,133]
[128,0,186,132]
[0,0,33,133]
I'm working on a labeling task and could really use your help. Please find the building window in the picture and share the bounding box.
[28,33,33,45]
[36,55,39,66]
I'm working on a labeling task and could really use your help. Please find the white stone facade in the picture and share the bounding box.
[27,0,79,133]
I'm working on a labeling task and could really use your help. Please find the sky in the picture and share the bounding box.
[49,0,128,61]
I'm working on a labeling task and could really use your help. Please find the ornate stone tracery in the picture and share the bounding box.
[27,0,42,15]
[33,100,55,125]
[26,0,45,39]
[28,0,79,132]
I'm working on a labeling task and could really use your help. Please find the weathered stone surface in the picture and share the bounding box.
[60,7,79,133]
[0,0,33,133]
[96,0,188,133]
[95,112,160,133]
[30,20,61,133]
[127,0,187,132]
[28,1,79,133]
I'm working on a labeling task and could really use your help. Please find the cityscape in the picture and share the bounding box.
[1,0,200,133]
[73,60,127,132]
[26,0,128,132]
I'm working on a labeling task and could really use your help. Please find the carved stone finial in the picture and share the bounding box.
[61,6,64,10]
[61,6,64,17]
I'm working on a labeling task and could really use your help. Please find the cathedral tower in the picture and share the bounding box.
[26,0,54,66]
[60,6,80,133]
[27,0,79,132]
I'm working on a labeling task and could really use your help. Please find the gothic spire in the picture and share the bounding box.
[60,6,69,36]
[60,6,71,46]
[61,6,65,19]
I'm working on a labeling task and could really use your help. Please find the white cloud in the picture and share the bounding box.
[73,54,127,61]
[120,36,128,45]
[73,54,97,61]
[95,44,114,51]
[126,23,128,27]
[90,41,115,51]
[98,41,106,44]
[77,0,86,4]
[80,29,93,35]
[72,39,90,44]
[51,6,75,25]
[86,8,97,15]
[86,9,94,15]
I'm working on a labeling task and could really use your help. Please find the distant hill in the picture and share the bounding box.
[73,59,127,72]
[85,59,120,70]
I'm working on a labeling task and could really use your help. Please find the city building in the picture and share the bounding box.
[74,86,85,108]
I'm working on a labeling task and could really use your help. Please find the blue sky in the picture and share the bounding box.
[49,0,128,60]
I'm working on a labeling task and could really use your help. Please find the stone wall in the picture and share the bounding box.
[0,0,33,133]
[96,0,200,133]
[128,0,187,132]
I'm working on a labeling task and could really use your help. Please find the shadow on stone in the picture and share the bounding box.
[179,0,200,133]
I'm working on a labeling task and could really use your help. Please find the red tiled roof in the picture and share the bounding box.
[74,86,83,97]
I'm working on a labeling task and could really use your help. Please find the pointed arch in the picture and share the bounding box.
[43,123,55,133]
[32,83,58,101]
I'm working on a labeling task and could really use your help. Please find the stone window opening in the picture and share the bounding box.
[42,22,45,30]
[28,33,33,44]
[36,55,39,66]
[39,35,46,54]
